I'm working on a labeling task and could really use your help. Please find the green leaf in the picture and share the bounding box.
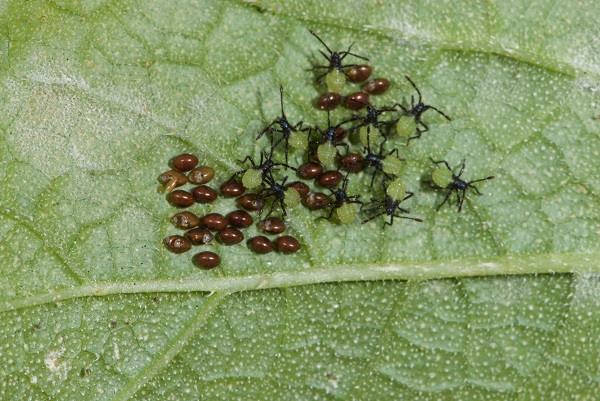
[1,0,599,400]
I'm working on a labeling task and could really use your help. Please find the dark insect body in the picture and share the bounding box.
[431,159,495,213]
[310,109,350,166]
[394,75,451,143]
[233,148,296,189]
[361,182,422,226]
[309,29,369,81]
[361,134,401,189]
[317,173,362,223]
[257,85,308,163]
[255,174,299,218]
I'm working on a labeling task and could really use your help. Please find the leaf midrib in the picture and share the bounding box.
[2,251,598,313]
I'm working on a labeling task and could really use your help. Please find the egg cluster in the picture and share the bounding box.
[160,30,495,269]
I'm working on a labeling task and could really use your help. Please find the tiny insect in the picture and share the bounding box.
[430,159,495,212]
[309,109,350,166]
[255,173,300,218]
[232,148,296,189]
[361,180,423,226]
[317,173,363,223]
[309,29,370,90]
[345,101,396,145]
[394,76,451,143]
[257,85,309,163]
[361,130,403,189]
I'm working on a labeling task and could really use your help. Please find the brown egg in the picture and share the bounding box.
[316,93,342,110]
[363,78,391,95]
[258,217,286,234]
[317,170,343,188]
[288,181,310,197]
[226,210,254,228]
[188,166,215,184]
[193,251,221,269]
[201,213,228,231]
[171,153,198,172]
[192,185,218,204]
[273,236,301,254]
[159,170,188,192]
[164,235,192,253]
[184,228,214,245]
[220,180,245,197]
[167,190,195,208]
[347,64,372,83]
[236,194,266,212]
[344,92,370,110]
[303,192,331,210]
[217,227,244,245]
[297,162,324,180]
[247,236,275,254]
[340,153,364,173]
[171,211,200,229]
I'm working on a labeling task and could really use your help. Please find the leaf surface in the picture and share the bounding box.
[0,0,599,399]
